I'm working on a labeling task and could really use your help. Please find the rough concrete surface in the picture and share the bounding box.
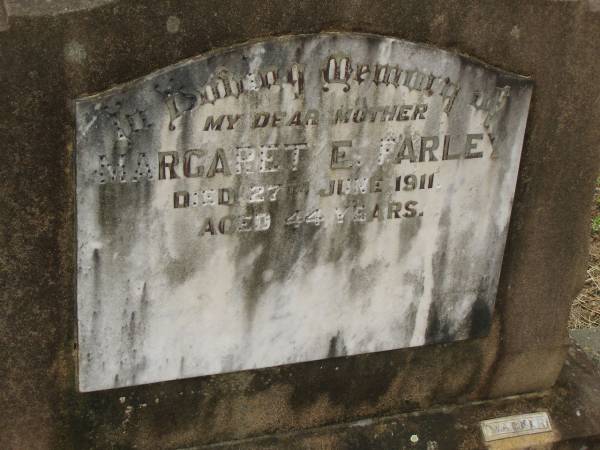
[0,1,7,31]
[0,0,599,449]
[571,328,600,365]
[187,343,600,449]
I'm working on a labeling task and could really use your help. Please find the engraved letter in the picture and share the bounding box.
[388,202,403,219]
[201,218,216,236]
[174,191,189,208]
[355,64,371,84]
[334,108,352,124]
[132,153,153,182]
[225,114,242,130]
[259,145,280,173]
[252,112,270,128]
[183,150,205,178]
[440,78,460,114]
[271,111,286,127]
[442,135,460,160]
[287,111,303,126]
[322,56,352,92]
[206,148,232,177]
[235,147,256,174]
[419,136,439,162]
[96,154,127,184]
[254,213,271,231]
[204,115,226,131]
[218,216,236,234]
[284,143,308,171]
[304,109,319,125]
[413,103,428,120]
[404,200,419,218]
[218,188,237,205]
[397,105,413,121]
[396,137,417,163]
[374,64,402,87]
[319,180,335,197]
[156,84,197,131]
[331,141,354,169]
[158,151,180,179]
[465,134,484,159]
[334,207,350,223]
[287,63,304,98]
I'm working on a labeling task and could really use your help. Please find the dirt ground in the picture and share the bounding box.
[569,182,600,329]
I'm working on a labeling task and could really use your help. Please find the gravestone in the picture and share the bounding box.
[1,1,600,449]
[75,34,531,392]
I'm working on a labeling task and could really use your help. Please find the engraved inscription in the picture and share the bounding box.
[76,33,532,391]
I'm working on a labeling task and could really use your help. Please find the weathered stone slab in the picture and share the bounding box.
[75,33,532,392]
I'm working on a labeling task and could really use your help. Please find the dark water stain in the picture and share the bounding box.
[420,65,524,347]
[397,270,424,342]
[348,261,380,302]
[467,287,493,338]
[324,194,370,264]
[115,281,150,387]
[425,203,498,344]
[233,120,321,327]
[127,311,137,344]
[235,198,319,326]
[164,256,198,286]
[286,351,402,411]
[457,237,498,340]
[96,174,154,261]
[398,301,419,344]
[327,331,348,358]
[486,75,528,196]
[91,248,102,330]
[425,205,452,343]
[397,215,423,261]
[424,300,452,344]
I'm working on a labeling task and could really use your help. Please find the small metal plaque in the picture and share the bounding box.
[76,33,532,391]
[480,412,553,442]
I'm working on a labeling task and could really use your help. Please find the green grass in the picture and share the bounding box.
[594,216,600,234]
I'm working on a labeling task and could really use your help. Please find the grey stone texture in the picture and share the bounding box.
[0,0,599,449]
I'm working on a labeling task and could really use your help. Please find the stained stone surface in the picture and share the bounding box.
[75,33,532,392]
